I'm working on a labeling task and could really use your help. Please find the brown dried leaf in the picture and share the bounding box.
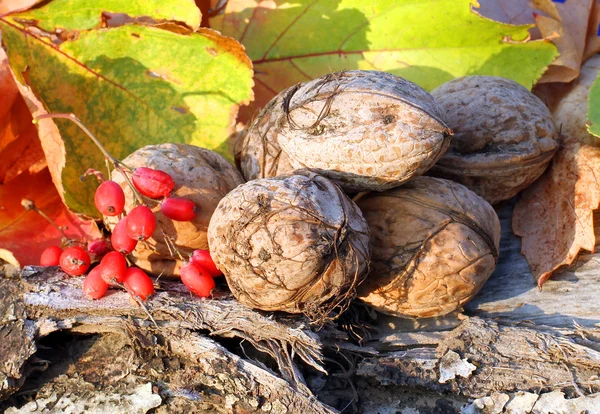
[534,0,594,83]
[513,55,600,287]
[475,0,537,25]
[477,0,595,83]
[584,0,600,60]
[513,140,600,287]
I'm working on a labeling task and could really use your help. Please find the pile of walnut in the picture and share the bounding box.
[114,71,559,323]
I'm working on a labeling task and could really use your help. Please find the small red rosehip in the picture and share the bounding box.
[132,167,174,199]
[126,205,156,241]
[40,245,63,266]
[94,180,125,216]
[160,197,197,221]
[99,251,127,284]
[190,249,222,277]
[123,267,155,301]
[111,218,138,254]
[87,238,112,260]
[180,262,216,298]
[59,246,91,276]
[83,266,109,299]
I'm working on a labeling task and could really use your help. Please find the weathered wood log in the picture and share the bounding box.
[2,267,339,413]
[0,272,36,400]
[465,204,600,327]
[358,316,600,399]
[2,318,337,413]
[3,202,600,412]
[354,203,600,404]
[20,265,331,388]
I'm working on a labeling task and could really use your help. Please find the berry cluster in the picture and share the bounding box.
[36,113,221,302]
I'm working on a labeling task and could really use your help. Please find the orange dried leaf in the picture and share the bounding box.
[0,48,47,183]
[0,91,46,183]
[0,168,100,267]
[0,50,19,121]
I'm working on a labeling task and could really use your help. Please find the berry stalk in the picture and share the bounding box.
[33,113,144,206]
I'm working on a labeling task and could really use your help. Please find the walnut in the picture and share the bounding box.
[356,177,500,318]
[106,143,244,276]
[207,171,370,323]
[430,76,559,204]
[236,70,452,192]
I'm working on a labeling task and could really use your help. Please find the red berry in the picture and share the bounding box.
[190,249,222,277]
[94,180,125,216]
[123,267,155,301]
[126,205,156,241]
[87,238,112,260]
[180,262,216,298]
[99,251,127,284]
[83,266,109,299]
[111,218,138,254]
[59,246,91,276]
[40,245,63,266]
[160,197,197,221]
[132,167,174,199]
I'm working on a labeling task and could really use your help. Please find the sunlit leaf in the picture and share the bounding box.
[212,0,557,121]
[12,0,201,31]
[1,1,253,216]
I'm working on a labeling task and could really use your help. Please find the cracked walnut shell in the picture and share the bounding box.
[236,70,452,192]
[356,177,500,318]
[430,76,559,204]
[207,171,370,323]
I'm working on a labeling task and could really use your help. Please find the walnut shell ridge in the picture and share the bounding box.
[207,171,371,323]
[106,143,244,276]
[236,70,452,192]
[430,76,559,204]
[356,176,500,318]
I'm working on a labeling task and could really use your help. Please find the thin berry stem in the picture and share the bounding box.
[21,198,69,240]
[33,113,187,261]
[33,113,144,205]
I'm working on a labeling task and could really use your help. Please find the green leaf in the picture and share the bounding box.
[1,3,253,217]
[212,0,558,120]
[13,0,201,31]
[588,73,600,138]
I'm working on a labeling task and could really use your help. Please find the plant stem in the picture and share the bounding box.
[21,198,68,240]
[33,113,144,205]
[33,112,186,260]
[34,113,119,165]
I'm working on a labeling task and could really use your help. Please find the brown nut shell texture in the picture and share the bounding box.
[356,176,500,318]
[236,70,452,192]
[207,171,371,323]
[430,76,559,205]
[107,143,244,276]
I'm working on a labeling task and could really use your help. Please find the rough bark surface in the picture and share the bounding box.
[0,273,35,400]
[19,267,328,385]
[430,76,559,205]
[358,317,600,399]
[2,203,600,412]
